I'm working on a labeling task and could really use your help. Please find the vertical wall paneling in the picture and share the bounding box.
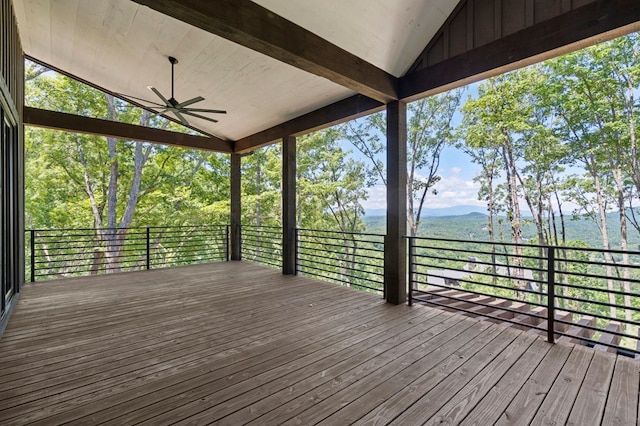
[408,0,598,75]
[0,0,25,334]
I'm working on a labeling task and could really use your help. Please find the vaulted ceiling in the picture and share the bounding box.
[11,0,640,153]
[13,0,456,140]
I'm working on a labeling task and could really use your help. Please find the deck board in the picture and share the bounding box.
[0,262,637,425]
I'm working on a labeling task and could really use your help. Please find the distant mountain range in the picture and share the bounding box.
[362,208,640,249]
[365,205,488,217]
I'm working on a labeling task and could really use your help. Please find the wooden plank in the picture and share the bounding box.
[130,0,398,103]
[558,315,596,345]
[566,350,617,426]
[319,324,512,425]
[112,308,457,425]
[441,295,496,312]
[2,304,389,420]
[601,356,640,426]
[384,101,407,305]
[390,332,536,425]
[1,284,376,398]
[234,94,383,154]
[527,310,573,337]
[249,320,493,425]
[212,312,463,426]
[460,338,552,425]
[0,288,374,408]
[23,106,232,153]
[400,0,640,101]
[462,298,511,316]
[382,325,534,425]
[529,345,595,425]
[594,321,622,352]
[495,343,573,425]
[0,262,637,425]
[0,286,373,391]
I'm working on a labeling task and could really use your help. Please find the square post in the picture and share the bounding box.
[230,153,242,260]
[282,136,296,275]
[385,100,407,305]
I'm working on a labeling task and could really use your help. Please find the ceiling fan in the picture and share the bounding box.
[123,56,226,127]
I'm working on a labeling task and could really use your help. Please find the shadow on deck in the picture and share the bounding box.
[0,262,637,425]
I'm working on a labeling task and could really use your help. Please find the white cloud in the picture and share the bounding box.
[362,184,387,209]
[430,175,483,208]
[362,174,483,210]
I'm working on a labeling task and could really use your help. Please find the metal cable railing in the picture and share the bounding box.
[297,228,384,294]
[407,236,640,356]
[240,225,282,269]
[27,225,228,281]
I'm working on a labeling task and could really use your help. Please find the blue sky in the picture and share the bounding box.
[339,82,486,211]
[349,143,484,210]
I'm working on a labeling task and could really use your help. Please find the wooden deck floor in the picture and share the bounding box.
[0,262,638,425]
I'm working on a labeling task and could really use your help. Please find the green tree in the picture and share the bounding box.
[26,66,230,273]
[343,90,463,236]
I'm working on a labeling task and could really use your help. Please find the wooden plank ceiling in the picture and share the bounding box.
[12,0,456,146]
[11,0,640,153]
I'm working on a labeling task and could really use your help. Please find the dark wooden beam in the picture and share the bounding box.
[23,107,233,153]
[282,136,296,275]
[130,0,398,103]
[230,154,242,261]
[400,0,640,100]
[235,95,384,154]
[385,101,407,305]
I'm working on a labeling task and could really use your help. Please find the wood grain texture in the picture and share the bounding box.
[130,0,398,103]
[0,262,638,425]
[401,0,640,101]
[234,94,383,154]
[566,350,617,426]
[601,356,640,426]
[23,106,232,152]
[530,344,594,425]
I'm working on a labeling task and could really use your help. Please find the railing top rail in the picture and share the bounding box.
[404,235,551,250]
[241,224,283,230]
[406,235,640,256]
[26,224,230,233]
[297,228,385,238]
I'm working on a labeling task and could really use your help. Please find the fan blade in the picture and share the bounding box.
[149,109,169,117]
[182,108,227,114]
[182,111,219,123]
[148,86,171,106]
[172,110,190,126]
[115,93,166,108]
[177,96,205,108]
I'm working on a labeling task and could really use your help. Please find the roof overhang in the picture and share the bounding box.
[12,0,640,153]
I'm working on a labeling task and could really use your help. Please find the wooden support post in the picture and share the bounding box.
[230,153,242,260]
[385,101,407,305]
[282,136,297,275]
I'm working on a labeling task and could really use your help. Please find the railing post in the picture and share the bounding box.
[294,228,299,275]
[30,229,35,282]
[408,237,415,306]
[547,246,556,344]
[146,227,151,270]
[225,225,230,262]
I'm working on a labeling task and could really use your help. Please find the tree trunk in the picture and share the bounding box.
[502,144,525,298]
[593,172,617,319]
[613,166,632,333]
